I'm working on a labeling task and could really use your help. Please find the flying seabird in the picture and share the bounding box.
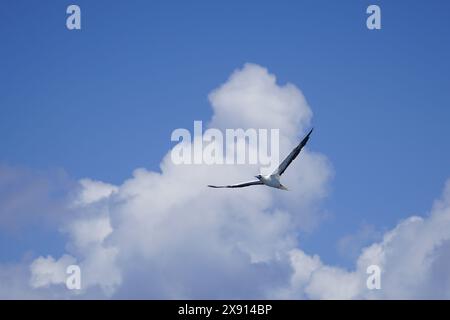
[208,128,313,190]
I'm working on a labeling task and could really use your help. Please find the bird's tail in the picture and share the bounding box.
[279,184,289,191]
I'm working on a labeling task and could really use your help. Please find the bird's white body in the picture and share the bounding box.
[256,174,287,190]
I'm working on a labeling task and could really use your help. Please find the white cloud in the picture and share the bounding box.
[282,180,450,299]
[355,181,450,299]
[64,214,113,250]
[209,63,312,139]
[23,63,330,298]
[75,179,118,206]
[30,254,76,288]
[0,263,42,299]
[2,63,449,299]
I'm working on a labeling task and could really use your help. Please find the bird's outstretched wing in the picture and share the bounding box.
[208,180,263,188]
[272,128,313,176]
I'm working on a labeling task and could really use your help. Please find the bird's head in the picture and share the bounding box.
[255,174,262,180]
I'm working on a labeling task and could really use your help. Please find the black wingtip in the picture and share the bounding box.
[301,128,313,142]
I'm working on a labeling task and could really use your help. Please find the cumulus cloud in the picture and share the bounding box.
[30,255,76,288]
[281,180,450,299]
[74,179,118,206]
[0,263,49,299]
[20,63,331,298]
[1,63,449,299]
[209,63,312,138]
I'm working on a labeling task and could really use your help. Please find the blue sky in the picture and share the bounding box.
[1,1,450,298]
